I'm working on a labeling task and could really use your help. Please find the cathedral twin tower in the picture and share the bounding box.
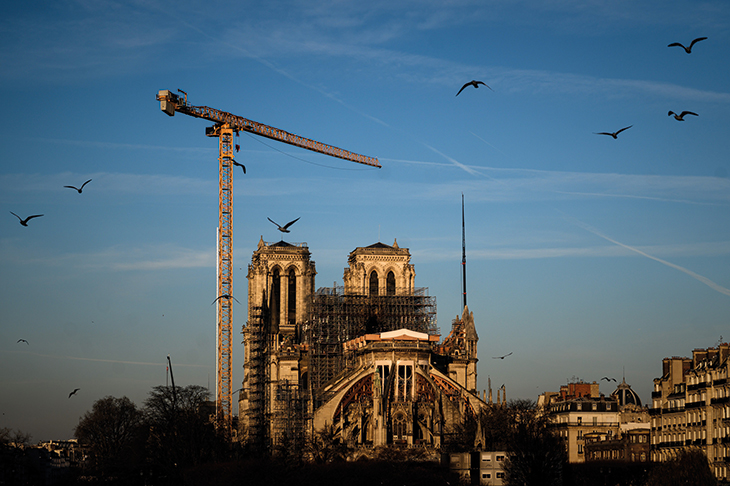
[239,237,483,451]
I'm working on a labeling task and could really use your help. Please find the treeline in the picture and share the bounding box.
[74,385,231,485]
[70,390,719,486]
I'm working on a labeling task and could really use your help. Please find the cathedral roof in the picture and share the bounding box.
[351,239,407,256]
[270,240,295,247]
[365,242,393,249]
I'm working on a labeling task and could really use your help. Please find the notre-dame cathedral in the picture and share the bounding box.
[238,237,486,452]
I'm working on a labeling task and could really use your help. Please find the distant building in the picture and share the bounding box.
[446,450,507,486]
[239,238,487,452]
[541,378,648,464]
[584,427,651,462]
[650,343,730,482]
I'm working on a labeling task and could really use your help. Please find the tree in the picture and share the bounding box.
[645,448,717,486]
[306,423,351,464]
[74,396,144,482]
[0,427,32,448]
[143,385,227,482]
[467,399,566,486]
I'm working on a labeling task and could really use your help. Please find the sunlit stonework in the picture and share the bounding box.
[239,239,486,452]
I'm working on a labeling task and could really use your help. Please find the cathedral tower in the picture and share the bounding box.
[343,240,415,296]
[240,237,316,448]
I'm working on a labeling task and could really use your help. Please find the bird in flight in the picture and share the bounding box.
[594,125,632,139]
[233,160,246,174]
[17,339,29,345]
[668,110,698,121]
[668,37,707,53]
[64,179,92,193]
[492,352,513,359]
[10,212,43,226]
[456,80,492,97]
[68,388,80,398]
[601,376,616,382]
[268,217,300,233]
[211,294,241,305]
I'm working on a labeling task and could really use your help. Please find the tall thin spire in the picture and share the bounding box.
[462,193,467,309]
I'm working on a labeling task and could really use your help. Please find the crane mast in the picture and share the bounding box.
[155,89,379,429]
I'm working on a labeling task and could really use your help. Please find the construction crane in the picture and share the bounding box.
[155,89,380,429]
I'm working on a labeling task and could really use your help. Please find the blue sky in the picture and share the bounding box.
[2,0,729,441]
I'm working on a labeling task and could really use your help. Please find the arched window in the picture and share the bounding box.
[288,268,296,325]
[393,412,406,441]
[271,268,280,328]
[386,271,396,296]
[369,271,379,296]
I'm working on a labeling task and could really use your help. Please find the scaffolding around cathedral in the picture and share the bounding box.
[305,285,438,408]
[244,304,268,451]
[271,378,307,452]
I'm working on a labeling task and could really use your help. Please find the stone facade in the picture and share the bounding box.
[239,239,486,452]
[541,379,648,464]
[650,343,730,482]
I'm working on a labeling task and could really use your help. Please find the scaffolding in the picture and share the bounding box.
[271,378,307,453]
[243,284,437,451]
[245,303,268,451]
[305,286,437,407]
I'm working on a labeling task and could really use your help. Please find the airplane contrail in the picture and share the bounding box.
[569,217,730,298]
[422,143,480,176]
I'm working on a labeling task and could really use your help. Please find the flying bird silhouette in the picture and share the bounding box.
[10,212,43,226]
[456,80,492,96]
[64,179,92,193]
[601,376,617,382]
[668,37,707,53]
[211,294,241,305]
[68,388,80,398]
[594,125,632,139]
[268,217,300,233]
[233,161,246,174]
[493,352,513,359]
[17,339,29,345]
[668,110,698,121]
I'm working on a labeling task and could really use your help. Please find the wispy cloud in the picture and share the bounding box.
[0,171,215,196]
[0,241,214,272]
[376,159,730,205]
[412,239,730,263]
[8,350,207,367]
[45,138,216,154]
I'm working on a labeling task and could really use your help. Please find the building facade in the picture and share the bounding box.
[239,239,487,453]
[650,343,730,482]
[542,379,648,464]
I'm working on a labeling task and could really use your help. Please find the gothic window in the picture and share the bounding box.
[393,412,406,441]
[271,268,280,327]
[397,365,412,401]
[369,270,379,296]
[386,271,396,295]
[288,268,296,325]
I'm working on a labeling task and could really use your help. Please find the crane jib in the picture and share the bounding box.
[179,103,380,168]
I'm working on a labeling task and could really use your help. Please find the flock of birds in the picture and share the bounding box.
[455,37,709,373]
[457,36,707,141]
[8,178,92,227]
[10,179,96,398]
